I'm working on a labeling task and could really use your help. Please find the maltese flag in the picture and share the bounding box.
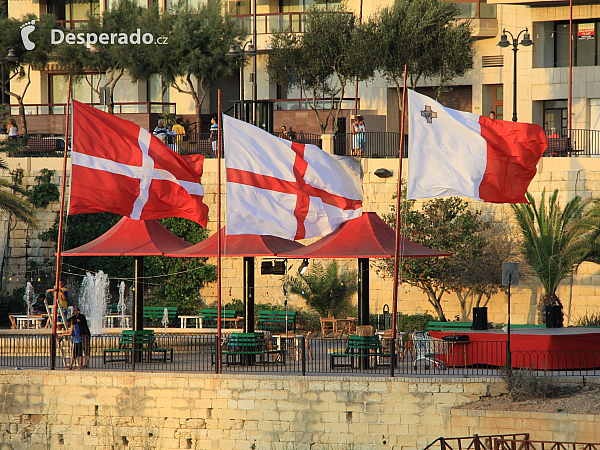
[69,101,208,226]
[224,115,363,240]
[407,90,547,203]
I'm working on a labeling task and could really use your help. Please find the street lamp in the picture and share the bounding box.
[498,28,532,122]
[2,49,19,107]
[226,40,256,122]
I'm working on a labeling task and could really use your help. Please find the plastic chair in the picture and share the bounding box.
[412,331,447,370]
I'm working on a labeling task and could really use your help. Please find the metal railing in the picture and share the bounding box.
[2,334,600,376]
[4,133,67,158]
[424,434,530,450]
[334,132,406,158]
[233,11,353,36]
[544,128,600,157]
[9,102,176,116]
[494,439,600,450]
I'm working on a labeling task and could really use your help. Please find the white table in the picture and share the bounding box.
[15,316,45,329]
[179,316,203,329]
[106,315,132,328]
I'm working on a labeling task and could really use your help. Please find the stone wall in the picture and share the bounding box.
[3,156,600,325]
[0,370,499,449]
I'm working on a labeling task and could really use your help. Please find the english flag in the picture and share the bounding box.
[407,90,547,203]
[69,101,208,226]
[224,115,363,240]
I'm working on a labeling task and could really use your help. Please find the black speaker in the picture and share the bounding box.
[472,307,488,330]
[545,305,563,328]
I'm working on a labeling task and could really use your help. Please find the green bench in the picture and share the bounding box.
[214,332,283,365]
[103,330,173,364]
[106,304,119,314]
[330,335,392,369]
[256,310,296,333]
[427,321,472,331]
[198,309,241,328]
[143,306,178,327]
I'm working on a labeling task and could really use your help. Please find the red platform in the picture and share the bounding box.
[429,327,600,370]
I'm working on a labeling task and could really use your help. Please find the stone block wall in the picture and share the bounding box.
[0,370,500,449]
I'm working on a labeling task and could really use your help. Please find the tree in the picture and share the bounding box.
[370,0,473,128]
[0,14,56,133]
[128,1,243,131]
[53,0,148,114]
[379,197,495,321]
[511,190,588,325]
[268,6,376,134]
[0,156,37,228]
[287,260,357,318]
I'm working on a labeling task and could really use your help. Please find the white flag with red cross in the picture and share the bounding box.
[69,101,208,226]
[224,115,363,240]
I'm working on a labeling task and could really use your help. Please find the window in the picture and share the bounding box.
[554,20,600,67]
[543,100,568,131]
[493,85,503,121]
[454,0,496,19]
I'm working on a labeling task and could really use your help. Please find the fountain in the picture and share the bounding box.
[23,282,35,316]
[79,271,110,335]
[118,281,128,326]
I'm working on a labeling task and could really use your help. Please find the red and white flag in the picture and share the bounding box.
[407,90,547,203]
[224,115,363,240]
[69,101,208,226]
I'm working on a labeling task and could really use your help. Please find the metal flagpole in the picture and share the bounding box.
[390,67,408,377]
[50,75,72,370]
[216,90,223,374]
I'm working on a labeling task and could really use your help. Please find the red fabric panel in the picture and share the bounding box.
[478,117,547,203]
[281,212,451,259]
[430,330,600,369]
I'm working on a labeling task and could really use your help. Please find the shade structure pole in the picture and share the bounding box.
[357,258,369,326]
[50,75,72,370]
[243,256,255,333]
[216,90,223,373]
[134,256,144,331]
[391,67,408,377]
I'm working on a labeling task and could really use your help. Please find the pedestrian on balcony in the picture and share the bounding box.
[351,115,365,157]
[7,119,18,139]
[280,125,290,140]
[489,111,496,120]
[153,119,169,137]
[210,116,219,154]
[172,117,186,153]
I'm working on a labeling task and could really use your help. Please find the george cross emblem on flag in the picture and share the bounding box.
[421,105,438,124]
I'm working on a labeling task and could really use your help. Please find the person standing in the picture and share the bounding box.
[73,307,91,368]
[60,316,83,370]
[351,115,366,157]
[210,117,219,154]
[280,125,290,140]
[153,119,169,136]
[172,117,186,153]
[47,281,68,325]
[7,119,18,139]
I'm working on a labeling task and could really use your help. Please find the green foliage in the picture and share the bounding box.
[0,156,37,228]
[25,168,60,208]
[267,6,376,133]
[287,261,357,318]
[574,310,600,327]
[397,312,435,333]
[223,298,244,314]
[511,190,587,323]
[379,197,503,321]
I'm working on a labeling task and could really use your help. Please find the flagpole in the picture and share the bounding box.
[216,89,223,374]
[390,67,408,377]
[50,75,72,370]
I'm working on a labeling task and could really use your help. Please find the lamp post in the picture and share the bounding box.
[2,49,19,107]
[226,40,256,122]
[497,28,532,122]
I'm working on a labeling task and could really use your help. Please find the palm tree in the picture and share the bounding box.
[287,260,357,319]
[0,156,38,228]
[511,190,587,325]
[570,198,600,265]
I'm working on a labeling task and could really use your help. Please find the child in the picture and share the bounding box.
[210,117,219,154]
[60,316,83,370]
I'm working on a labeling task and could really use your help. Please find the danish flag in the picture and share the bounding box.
[68,101,208,226]
[224,115,363,240]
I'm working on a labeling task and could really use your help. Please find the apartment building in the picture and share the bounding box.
[5,0,600,137]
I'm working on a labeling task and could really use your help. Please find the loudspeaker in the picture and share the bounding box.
[545,305,563,328]
[472,307,488,330]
